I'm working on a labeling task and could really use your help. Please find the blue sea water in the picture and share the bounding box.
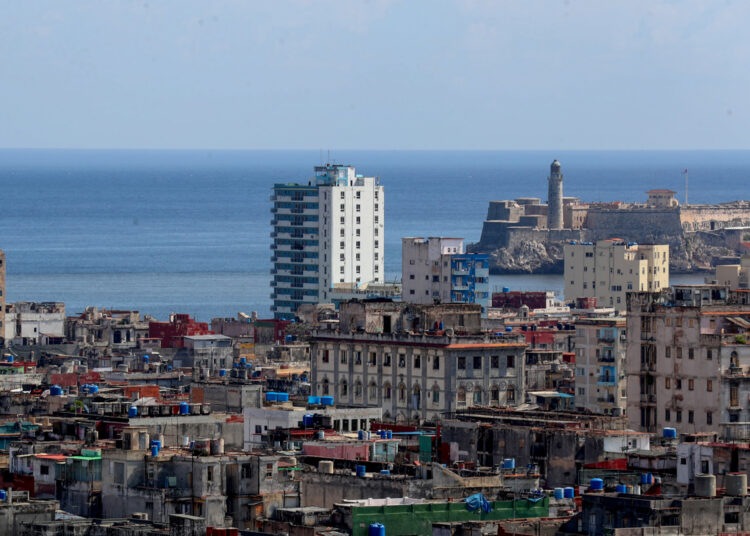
[0,149,745,321]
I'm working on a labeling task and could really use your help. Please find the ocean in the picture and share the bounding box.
[1,149,744,321]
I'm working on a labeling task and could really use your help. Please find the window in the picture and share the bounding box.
[40,465,49,475]
[340,351,347,364]
[676,379,682,390]
[707,411,713,425]
[339,204,345,211]
[355,351,362,365]
[491,386,499,403]
[676,347,682,359]
[578,387,585,395]
[688,348,694,359]
[473,356,482,369]
[688,410,694,424]
[665,409,671,421]
[356,241,360,249]
[707,349,713,360]
[433,355,440,370]
[491,356,499,368]
[665,346,671,358]
[414,354,421,368]
[322,349,329,363]
[507,355,515,368]
[384,353,391,366]
[458,357,466,370]
[383,383,391,399]
[676,410,682,423]
[241,463,252,478]
[265,463,273,479]
[255,425,262,434]
[473,387,482,404]
[340,380,348,397]
[207,466,214,482]
[707,380,712,392]
[688,379,694,391]
[432,386,440,403]
[322,378,329,395]
[340,191,345,199]
[368,352,377,366]
[457,387,466,405]
[398,353,406,367]
[676,317,683,327]
[665,377,670,389]
[354,381,362,397]
[666,317,671,326]
[398,383,406,402]
[506,386,515,403]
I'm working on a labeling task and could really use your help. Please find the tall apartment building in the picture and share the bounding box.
[401,237,490,312]
[0,250,5,346]
[564,239,669,311]
[626,284,750,436]
[574,317,627,416]
[310,301,526,422]
[271,165,384,320]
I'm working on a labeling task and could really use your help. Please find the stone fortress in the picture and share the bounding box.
[471,160,750,274]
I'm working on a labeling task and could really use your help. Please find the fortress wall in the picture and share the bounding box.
[585,208,683,242]
[680,206,750,232]
[486,201,522,221]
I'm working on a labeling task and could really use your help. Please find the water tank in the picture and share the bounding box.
[502,287,510,293]
[50,385,63,396]
[128,406,138,418]
[379,430,387,439]
[277,392,289,402]
[0,490,6,501]
[167,365,172,371]
[695,474,716,497]
[240,357,247,365]
[6,355,13,363]
[369,523,386,536]
[505,326,512,332]
[143,355,149,362]
[210,438,225,455]
[303,414,314,427]
[193,438,211,456]
[663,427,677,438]
[179,402,190,415]
[589,478,604,491]
[321,396,334,406]
[357,430,365,440]
[564,487,575,499]
[356,465,366,477]
[502,458,515,469]
[386,430,393,439]
[151,446,159,457]
[553,488,564,499]
[308,396,320,405]
[640,473,649,485]
[316,430,325,440]
[318,460,334,474]
[726,473,748,496]
[219,369,226,377]
[150,440,161,449]
[266,392,278,402]
[616,484,628,493]
[380,469,390,475]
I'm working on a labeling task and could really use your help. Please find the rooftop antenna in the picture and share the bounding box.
[327,149,330,165]
[683,169,689,206]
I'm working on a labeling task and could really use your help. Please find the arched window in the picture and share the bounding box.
[473,386,482,405]
[731,351,739,368]
[412,384,421,410]
[398,383,406,402]
[432,385,440,404]
[354,380,362,397]
[457,386,466,406]
[506,385,515,403]
[340,379,348,397]
[321,378,330,395]
[490,385,499,405]
[384,383,392,400]
[369,381,378,400]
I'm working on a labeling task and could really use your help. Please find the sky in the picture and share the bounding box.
[0,1,748,150]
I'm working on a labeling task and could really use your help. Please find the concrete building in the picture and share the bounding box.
[564,239,669,311]
[4,302,65,346]
[310,301,526,422]
[626,284,750,435]
[271,164,385,320]
[547,159,563,230]
[646,188,680,208]
[401,237,490,312]
[574,317,627,416]
[715,254,750,289]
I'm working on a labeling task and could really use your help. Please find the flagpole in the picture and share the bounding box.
[684,169,688,206]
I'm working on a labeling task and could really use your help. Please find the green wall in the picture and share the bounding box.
[351,496,549,536]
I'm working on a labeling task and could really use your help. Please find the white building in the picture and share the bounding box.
[271,164,384,320]
[4,302,65,346]
[564,239,669,312]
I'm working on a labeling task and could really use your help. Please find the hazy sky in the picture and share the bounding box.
[1,1,748,150]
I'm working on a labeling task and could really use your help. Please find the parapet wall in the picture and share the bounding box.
[585,208,684,241]
[680,205,750,232]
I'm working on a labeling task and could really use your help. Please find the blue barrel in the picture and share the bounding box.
[90,385,99,394]
[640,473,648,484]
[590,478,603,491]
[277,392,289,402]
[386,430,393,439]
[616,484,628,493]
[143,355,149,362]
[219,369,226,377]
[356,465,366,477]
[505,326,512,332]
[647,473,653,484]
[150,440,161,449]
[553,488,564,499]
[663,427,677,438]
[303,414,314,427]
[179,402,190,415]
[564,487,575,498]
[358,430,365,440]
[167,365,172,371]
[128,406,138,417]
[308,396,320,405]
[502,458,515,469]
[240,357,247,364]
[266,392,278,402]
[502,286,510,293]
[380,469,390,475]
[151,446,159,456]
[369,523,385,536]
[6,355,13,363]
[0,490,6,501]
[321,396,334,406]
[50,385,63,396]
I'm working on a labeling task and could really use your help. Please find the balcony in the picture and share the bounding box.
[598,336,615,344]
[598,378,617,386]
[598,355,615,363]
[270,195,277,201]
[640,394,656,404]
[270,243,277,250]
[271,207,278,214]
[270,281,277,287]
[640,332,655,341]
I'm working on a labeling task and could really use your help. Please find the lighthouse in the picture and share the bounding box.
[547,159,564,230]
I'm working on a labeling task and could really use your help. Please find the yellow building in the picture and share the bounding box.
[715,255,750,289]
[564,239,669,311]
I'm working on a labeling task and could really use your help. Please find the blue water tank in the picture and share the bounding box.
[380,469,390,475]
[640,473,648,484]
[6,355,13,363]
[358,430,365,440]
[590,478,604,491]
[150,440,162,449]
[502,458,515,469]
[151,445,159,457]
[303,414,314,427]
[502,286,510,293]
[50,385,63,396]
[266,392,278,402]
[521,325,528,331]
[553,488,564,499]
[167,365,172,371]
[0,490,6,501]
[564,487,575,499]
[356,465,366,477]
[277,392,289,402]
[616,484,628,493]
[143,355,149,362]
[128,406,138,417]
[369,523,386,536]
[386,430,393,439]
[308,396,320,405]
[505,326,512,332]
[240,356,247,364]
[663,427,677,438]
[321,396,334,406]
[179,402,190,415]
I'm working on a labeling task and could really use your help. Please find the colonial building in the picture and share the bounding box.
[564,239,669,311]
[626,284,750,435]
[310,300,526,422]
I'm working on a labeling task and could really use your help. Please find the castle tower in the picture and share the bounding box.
[547,159,564,230]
